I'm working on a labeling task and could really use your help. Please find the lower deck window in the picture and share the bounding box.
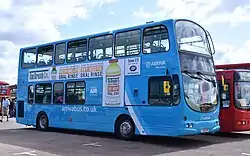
[28,85,34,104]
[66,81,86,104]
[148,76,172,105]
[35,83,52,104]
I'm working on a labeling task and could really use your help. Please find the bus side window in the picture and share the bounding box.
[218,81,230,108]
[115,29,141,57]
[88,35,113,60]
[66,81,86,104]
[143,25,170,54]
[28,85,34,104]
[67,39,87,63]
[37,45,54,67]
[22,48,36,68]
[35,83,52,104]
[148,76,172,105]
[53,82,64,104]
[55,43,66,64]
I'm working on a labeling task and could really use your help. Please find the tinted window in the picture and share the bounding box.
[88,35,113,60]
[115,30,141,57]
[66,81,85,104]
[28,85,34,104]
[143,25,169,53]
[22,48,36,68]
[35,83,52,104]
[67,39,87,63]
[148,76,172,105]
[54,83,64,104]
[55,43,66,64]
[37,45,53,67]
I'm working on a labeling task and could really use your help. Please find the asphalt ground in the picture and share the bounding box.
[0,119,250,156]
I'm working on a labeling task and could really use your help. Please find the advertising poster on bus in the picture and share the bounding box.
[102,59,124,107]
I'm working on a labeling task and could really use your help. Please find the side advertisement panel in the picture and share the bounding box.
[27,57,141,108]
[102,59,125,107]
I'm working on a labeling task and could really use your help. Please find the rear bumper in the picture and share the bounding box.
[233,124,250,131]
[178,119,220,135]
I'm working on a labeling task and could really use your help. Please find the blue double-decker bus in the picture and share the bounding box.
[16,19,220,140]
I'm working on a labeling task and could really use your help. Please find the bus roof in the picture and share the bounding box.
[0,81,9,85]
[19,18,200,51]
[215,63,250,71]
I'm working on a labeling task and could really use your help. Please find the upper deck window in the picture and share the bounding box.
[55,43,66,65]
[115,29,141,57]
[67,39,87,63]
[143,25,169,54]
[37,45,54,67]
[22,48,36,68]
[175,21,210,55]
[88,34,113,60]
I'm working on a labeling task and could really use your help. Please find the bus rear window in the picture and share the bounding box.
[143,25,169,54]
[115,29,141,57]
[67,39,87,63]
[37,45,54,67]
[22,48,36,68]
[88,35,113,60]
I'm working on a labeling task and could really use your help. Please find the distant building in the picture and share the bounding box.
[9,84,17,100]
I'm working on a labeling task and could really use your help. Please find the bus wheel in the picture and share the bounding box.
[115,116,135,140]
[37,113,49,131]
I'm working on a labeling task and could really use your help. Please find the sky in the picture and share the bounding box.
[0,0,249,85]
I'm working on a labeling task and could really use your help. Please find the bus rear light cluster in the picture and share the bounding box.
[186,123,194,128]
[236,120,247,125]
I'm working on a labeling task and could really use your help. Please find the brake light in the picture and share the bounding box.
[236,120,247,125]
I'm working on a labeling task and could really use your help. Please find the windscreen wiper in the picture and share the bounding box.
[183,70,202,80]
[196,72,216,87]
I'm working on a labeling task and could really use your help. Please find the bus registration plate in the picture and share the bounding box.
[201,128,209,133]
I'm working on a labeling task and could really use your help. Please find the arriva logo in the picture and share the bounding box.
[200,116,211,121]
[145,61,166,68]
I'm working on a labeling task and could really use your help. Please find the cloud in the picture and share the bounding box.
[133,7,154,19]
[133,0,222,22]
[0,0,116,85]
[203,5,250,27]
[214,40,250,65]
[0,0,12,11]
[133,0,250,27]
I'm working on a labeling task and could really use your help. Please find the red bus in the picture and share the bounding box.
[0,81,10,114]
[215,63,250,132]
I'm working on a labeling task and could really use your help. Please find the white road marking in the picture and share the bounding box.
[82,142,102,147]
[242,153,250,156]
[13,151,37,156]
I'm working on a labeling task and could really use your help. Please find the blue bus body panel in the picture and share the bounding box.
[16,18,220,136]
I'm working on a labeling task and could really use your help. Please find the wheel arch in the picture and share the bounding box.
[36,111,49,127]
[114,114,135,131]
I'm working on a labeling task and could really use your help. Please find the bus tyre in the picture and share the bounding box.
[37,113,49,131]
[115,116,135,140]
